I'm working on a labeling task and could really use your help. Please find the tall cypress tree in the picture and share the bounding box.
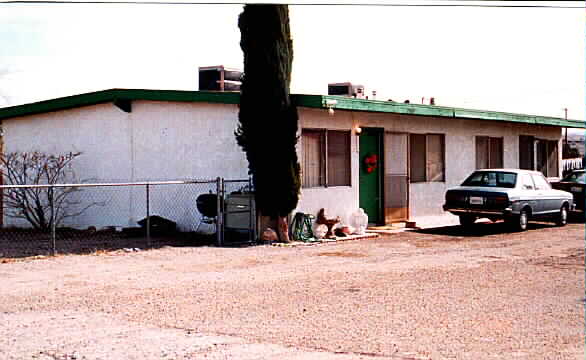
[236,4,300,242]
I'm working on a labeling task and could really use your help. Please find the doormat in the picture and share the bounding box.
[368,221,417,232]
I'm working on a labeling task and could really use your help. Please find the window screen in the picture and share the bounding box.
[519,136,558,177]
[546,140,559,177]
[301,129,350,188]
[426,134,445,182]
[410,134,445,183]
[536,140,547,175]
[519,135,534,170]
[489,137,503,168]
[327,131,351,186]
[476,136,503,169]
[410,134,426,183]
[302,130,324,188]
[476,136,489,169]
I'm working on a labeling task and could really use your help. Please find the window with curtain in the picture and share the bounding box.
[327,130,351,186]
[301,130,324,188]
[301,129,351,188]
[409,133,445,183]
[475,136,503,169]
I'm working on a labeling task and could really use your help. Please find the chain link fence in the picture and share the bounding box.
[0,178,256,258]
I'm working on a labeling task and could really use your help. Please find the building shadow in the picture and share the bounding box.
[568,212,585,224]
[412,221,557,237]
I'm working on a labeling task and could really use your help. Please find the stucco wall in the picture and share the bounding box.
[1,101,563,230]
[295,107,562,223]
[2,101,248,230]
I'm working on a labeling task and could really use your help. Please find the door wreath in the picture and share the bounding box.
[364,153,378,173]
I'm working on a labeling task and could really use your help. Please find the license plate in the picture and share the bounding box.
[571,186,582,193]
[469,196,484,205]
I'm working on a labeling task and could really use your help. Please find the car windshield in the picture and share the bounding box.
[461,171,517,188]
[562,172,586,184]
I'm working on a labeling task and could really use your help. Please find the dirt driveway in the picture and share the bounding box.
[0,221,583,359]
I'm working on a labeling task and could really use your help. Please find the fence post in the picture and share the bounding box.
[216,177,223,247]
[146,182,151,247]
[248,176,254,244]
[50,184,56,256]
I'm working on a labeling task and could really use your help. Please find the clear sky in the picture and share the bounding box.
[0,0,584,122]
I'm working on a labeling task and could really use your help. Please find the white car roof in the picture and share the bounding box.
[474,169,543,175]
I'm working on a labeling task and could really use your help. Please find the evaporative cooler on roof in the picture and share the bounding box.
[327,82,366,99]
[198,66,243,91]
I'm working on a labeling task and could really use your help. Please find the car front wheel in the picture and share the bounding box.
[556,206,568,226]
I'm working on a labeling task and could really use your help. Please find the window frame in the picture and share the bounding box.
[301,128,352,188]
[409,133,445,183]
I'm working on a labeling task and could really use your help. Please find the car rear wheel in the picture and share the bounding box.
[556,206,568,226]
[459,215,476,227]
[509,209,528,232]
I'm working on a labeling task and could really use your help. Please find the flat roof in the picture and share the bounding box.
[0,88,583,129]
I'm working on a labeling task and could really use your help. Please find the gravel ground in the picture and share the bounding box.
[0,221,583,359]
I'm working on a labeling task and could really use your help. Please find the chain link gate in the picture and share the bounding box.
[217,178,257,247]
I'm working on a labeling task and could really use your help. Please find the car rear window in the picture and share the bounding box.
[562,172,586,184]
[461,171,517,188]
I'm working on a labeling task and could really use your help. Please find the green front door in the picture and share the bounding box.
[359,128,383,225]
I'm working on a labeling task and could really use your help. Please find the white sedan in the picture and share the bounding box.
[443,169,574,231]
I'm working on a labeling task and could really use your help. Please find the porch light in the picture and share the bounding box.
[353,124,362,136]
[325,99,337,116]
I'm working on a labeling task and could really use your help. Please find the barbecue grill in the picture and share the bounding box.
[195,192,219,233]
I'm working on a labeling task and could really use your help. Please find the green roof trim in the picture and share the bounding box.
[0,89,583,129]
[295,95,455,117]
[294,94,585,129]
[0,89,240,120]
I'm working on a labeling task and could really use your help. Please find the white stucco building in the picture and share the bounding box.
[0,88,582,230]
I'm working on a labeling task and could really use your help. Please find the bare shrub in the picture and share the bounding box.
[0,151,96,231]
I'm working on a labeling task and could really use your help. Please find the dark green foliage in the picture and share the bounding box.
[563,143,580,159]
[236,4,301,218]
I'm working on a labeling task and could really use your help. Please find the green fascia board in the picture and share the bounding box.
[0,89,240,121]
[0,89,583,129]
[293,94,586,129]
[327,95,455,117]
[0,90,117,120]
[452,108,584,128]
